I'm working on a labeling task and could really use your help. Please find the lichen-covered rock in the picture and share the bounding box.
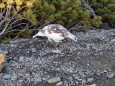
[47,77,61,84]
[0,53,6,72]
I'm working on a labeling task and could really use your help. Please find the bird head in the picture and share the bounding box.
[67,33,78,41]
[33,29,45,38]
[72,36,78,41]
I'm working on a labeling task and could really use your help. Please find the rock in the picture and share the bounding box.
[96,72,101,76]
[0,50,8,54]
[47,77,61,84]
[18,80,23,84]
[88,84,96,86]
[3,74,11,79]
[107,73,114,78]
[31,48,37,53]
[110,39,115,43]
[87,78,94,83]
[19,56,24,62]
[77,78,83,81]
[51,50,61,54]
[0,53,6,72]
[103,70,107,73]
[111,63,115,70]
[82,79,86,84]
[11,75,17,81]
[56,81,63,86]
[35,77,42,82]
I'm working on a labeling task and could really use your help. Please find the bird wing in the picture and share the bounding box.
[42,24,71,37]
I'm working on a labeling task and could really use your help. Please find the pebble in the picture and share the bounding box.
[35,78,42,82]
[31,48,37,53]
[82,79,86,84]
[18,80,23,83]
[88,84,96,86]
[10,44,16,47]
[87,78,94,83]
[47,77,61,84]
[111,63,115,70]
[56,81,63,86]
[107,73,114,78]
[110,39,115,43]
[19,56,24,62]
[11,75,17,81]
[51,50,61,54]
[3,74,11,79]
[0,50,8,54]
[103,70,107,73]
[77,78,83,81]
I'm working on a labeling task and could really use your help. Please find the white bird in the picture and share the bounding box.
[33,24,78,42]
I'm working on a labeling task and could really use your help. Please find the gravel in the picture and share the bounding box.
[0,29,115,86]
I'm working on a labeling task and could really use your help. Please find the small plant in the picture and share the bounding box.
[33,0,102,28]
[1,0,114,43]
[88,0,115,28]
[0,0,36,40]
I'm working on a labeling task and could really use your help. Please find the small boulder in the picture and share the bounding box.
[47,77,61,84]
[0,53,6,72]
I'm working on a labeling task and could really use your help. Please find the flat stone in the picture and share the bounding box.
[19,56,24,62]
[47,77,61,84]
[88,84,96,86]
[11,75,17,81]
[82,79,86,84]
[107,73,114,78]
[31,48,37,52]
[51,50,61,54]
[3,74,11,79]
[56,81,63,86]
[87,78,94,83]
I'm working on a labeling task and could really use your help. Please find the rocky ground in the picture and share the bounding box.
[0,29,115,86]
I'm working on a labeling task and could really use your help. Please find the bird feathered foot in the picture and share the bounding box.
[46,38,62,47]
[48,38,54,42]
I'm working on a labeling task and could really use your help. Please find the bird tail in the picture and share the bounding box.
[33,34,37,38]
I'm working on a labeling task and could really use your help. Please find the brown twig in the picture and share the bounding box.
[68,21,83,30]
[9,39,29,44]
[0,6,26,36]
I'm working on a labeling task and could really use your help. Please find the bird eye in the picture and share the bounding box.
[74,37,77,41]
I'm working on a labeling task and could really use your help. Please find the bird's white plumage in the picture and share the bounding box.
[45,30,64,42]
[33,24,77,42]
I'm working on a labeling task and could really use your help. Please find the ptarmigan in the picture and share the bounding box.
[33,24,77,42]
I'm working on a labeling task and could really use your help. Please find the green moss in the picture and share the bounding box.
[1,38,11,44]
[19,30,33,38]
[22,9,37,25]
